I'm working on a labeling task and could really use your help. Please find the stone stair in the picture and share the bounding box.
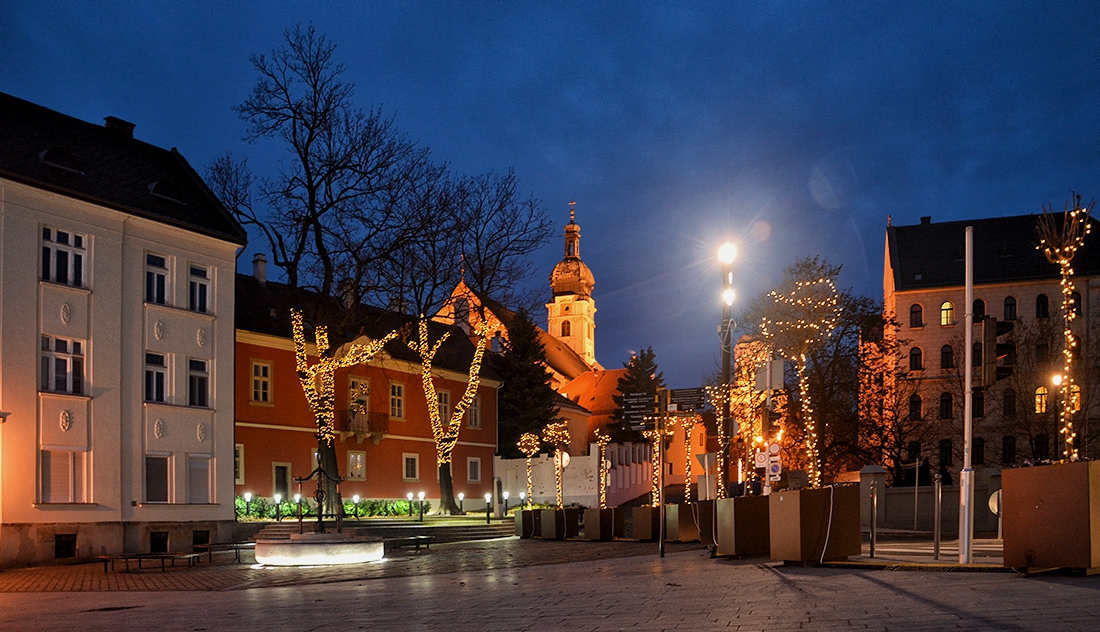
[249,518,515,543]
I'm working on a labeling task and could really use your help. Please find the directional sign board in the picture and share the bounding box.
[621,392,659,429]
[668,387,706,412]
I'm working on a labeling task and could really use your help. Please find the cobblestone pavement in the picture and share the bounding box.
[1,538,1098,630]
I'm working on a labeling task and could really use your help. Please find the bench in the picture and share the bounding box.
[193,542,257,564]
[384,535,435,552]
[97,552,203,573]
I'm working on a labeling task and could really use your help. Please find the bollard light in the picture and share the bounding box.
[274,493,282,522]
[418,491,426,522]
[294,493,302,520]
[485,493,492,525]
[520,491,527,508]
[503,491,510,513]
[407,492,414,518]
[352,494,360,520]
[458,492,465,513]
[244,492,252,517]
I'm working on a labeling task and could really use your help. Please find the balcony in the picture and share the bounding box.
[337,410,389,444]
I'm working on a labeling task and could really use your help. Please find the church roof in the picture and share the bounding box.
[550,257,595,297]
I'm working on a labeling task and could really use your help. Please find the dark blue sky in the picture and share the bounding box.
[3,2,1098,386]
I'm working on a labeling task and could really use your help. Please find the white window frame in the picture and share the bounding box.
[188,358,209,407]
[145,253,169,305]
[390,382,405,420]
[349,376,369,415]
[41,226,86,288]
[437,390,451,422]
[40,335,85,395]
[145,352,168,403]
[234,444,245,485]
[466,394,482,429]
[251,360,272,404]
[145,452,172,503]
[188,264,210,313]
[467,457,482,483]
[347,451,366,481]
[41,449,87,503]
[402,453,419,482]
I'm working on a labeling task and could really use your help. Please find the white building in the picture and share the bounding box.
[0,93,247,566]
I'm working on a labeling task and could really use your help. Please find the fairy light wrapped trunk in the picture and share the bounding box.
[594,428,612,509]
[517,432,541,508]
[760,276,841,488]
[704,385,730,498]
[1037,193,1094,461]
[542,421,571,508]
[407,316,496,514]
[291,309,398,514]
[643,417,676,506]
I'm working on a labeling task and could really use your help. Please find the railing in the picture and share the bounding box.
[337,410,389,435]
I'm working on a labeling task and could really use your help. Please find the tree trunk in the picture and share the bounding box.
[437,462,462,514]
[317,437,342,518]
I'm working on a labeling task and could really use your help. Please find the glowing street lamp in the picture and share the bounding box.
[243,492,252,517]
[484,493,492,525]
[352,494,360,520]
[717,242,737,499]
[503,491,510,513]
[294,493,302,521]
[273,493,282,522]
[407,492,414,518]
[458,492,465,513]
[418,491,426,522]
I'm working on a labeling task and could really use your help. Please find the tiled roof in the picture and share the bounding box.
[477,296,592,381]
[236,274,499,380]
[0,92,247,244]
[889,214,1100,292]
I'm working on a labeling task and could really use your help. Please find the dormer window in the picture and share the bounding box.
[39,147,83,174]
[149,179,185,204]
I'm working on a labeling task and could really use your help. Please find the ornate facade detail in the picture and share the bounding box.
[60,303,71,325]
[154,418,165,439]
[197,422,206,442]
[154,320,165,340]
[197,328,207,347]
[60,409,73,432]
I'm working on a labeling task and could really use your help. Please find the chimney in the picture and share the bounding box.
[252,253,267,285]
[103,116,136,138]
[920,216,931,225]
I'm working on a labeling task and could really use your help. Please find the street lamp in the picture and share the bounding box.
[519,491,527,508]
[458,492,465,513]
[273,493,282,522]
[352,494,360,520]
[484,493,492,525]
[418,491,426,522]
[243,492,252,517]
[503,491,510,513]
[294,493,302,520]
[718,242,737,498]
[407,492,415,518]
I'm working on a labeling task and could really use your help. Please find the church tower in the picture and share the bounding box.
[547,202,597,365]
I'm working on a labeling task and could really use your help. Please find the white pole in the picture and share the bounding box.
[960,226,975,564]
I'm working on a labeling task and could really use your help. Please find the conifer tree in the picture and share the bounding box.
[612,346,665,439]
[496,308,560,458]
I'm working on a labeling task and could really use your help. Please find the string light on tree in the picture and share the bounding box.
[517,432,541,508]
[704,385,731,498]
[1037,193,1093,461]
[542,421,571,508]
[594,428,612,509]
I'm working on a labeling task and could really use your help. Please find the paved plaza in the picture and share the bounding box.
[0,537,1097,631]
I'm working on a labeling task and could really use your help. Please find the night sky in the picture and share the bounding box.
[3,2,1098,386]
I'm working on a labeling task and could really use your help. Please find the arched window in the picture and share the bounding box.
[1004,296,1017,321]
[1071,291,1082,316]
[939,392,953,419]
[973,389,985,417]
[561,320,571,337]
[909,347,923,371]
[973,299,986,319]
[910,304,923,328]
[1035,386,1048,414]
[940,344,954,369]
[940,301,954,326]
[1036,294,1049,319]
[1003,388,1016,417]
[908,394,922,421]
[972,342,983,367]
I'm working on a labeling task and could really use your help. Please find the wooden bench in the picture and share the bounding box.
[193,542,257,564]
[97,552,203,573]
[384,535,435,552]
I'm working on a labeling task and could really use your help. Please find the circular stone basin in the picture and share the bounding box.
[255,533,385,566]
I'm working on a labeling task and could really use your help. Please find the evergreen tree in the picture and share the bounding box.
[612,347,666,440]
[496,308,560,458]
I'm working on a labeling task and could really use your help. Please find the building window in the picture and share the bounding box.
[561,320,571,337]
[909,347,923,371]
[972,388,984,417]
[390,383,405,419]
[349,377,369,415]
[909,304,923,328]
[940,301,954,326]
[188,455,211,504]
[188,359,209,407]
[467,394,482,429]
[1036,294,1049,319]
[1071,291,1082,316]
[973,438,985,465]
[437,391,451,422]
[145,353,167,402]
[189,265,209,313]
[41,227,86,288]
[940,344,954,369]
[1003,296,1017,321]
[908,394,922,421]
[939,439,953,467]
[234,444,245,485]
[347,451,366,481]
[973,299,985,319]
[273,464,291,499]
[972,342,982,367]
[467,457,482,483]
[1035,386,1048,414]
[1034,433,1049,461]
[1003,388,1016,417]
[41,450,86,503]
[40,336,85,395]
[906,441,921,464]
[1036,339,1049,364]
[146,454,170,503]
[145,253,168,305]
[938,392,953,419]
[251,361,271,403]
[1002,435,1016,464]
[403,453,419,481]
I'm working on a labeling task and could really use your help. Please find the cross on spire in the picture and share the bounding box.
[569,200,576,224]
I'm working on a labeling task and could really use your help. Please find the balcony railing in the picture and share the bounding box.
[337,409,389,436]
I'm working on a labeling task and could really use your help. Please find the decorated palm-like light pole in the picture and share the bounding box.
[594,428,612,509]
[542,421,571,508]
[517,432,541,508]
[760,277,841,488]
[1037,193,1093,461]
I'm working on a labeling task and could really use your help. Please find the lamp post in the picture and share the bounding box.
[458,492,465,513]
[274,493,282,522]
[484,493,492,525]
[352,494,360,520]
[503,491,510,513]
[418,491,426,522]
[294,493,302,521]
[718,242,737,497]
[244,492,252,518]
[519,491,526,508]
[407,492,414,518]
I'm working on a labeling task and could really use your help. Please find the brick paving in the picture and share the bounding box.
[0,537,1097,630]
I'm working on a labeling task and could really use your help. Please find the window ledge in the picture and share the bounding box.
[249,401,276,408]
[39,280,91,295]
[38,391,92,401]
[34,502,99,508]
[144,302,216,320]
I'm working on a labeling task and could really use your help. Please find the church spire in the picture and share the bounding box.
[564,200,581,259]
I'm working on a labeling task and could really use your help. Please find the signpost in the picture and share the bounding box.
[622,392,659,430]
[667,387,705,413]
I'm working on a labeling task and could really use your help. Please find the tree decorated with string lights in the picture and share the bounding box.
[642,418,676,506]
[760,257,841,488]
[517,432,541,507]
[542,421,571,508]
[593,428,612,508]
[1037,192,1094,461]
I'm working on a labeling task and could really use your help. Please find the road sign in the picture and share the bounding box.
[755,359,783,391]
[768,459,782,482]
[669,387,705,411]
[754,450,767,468]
